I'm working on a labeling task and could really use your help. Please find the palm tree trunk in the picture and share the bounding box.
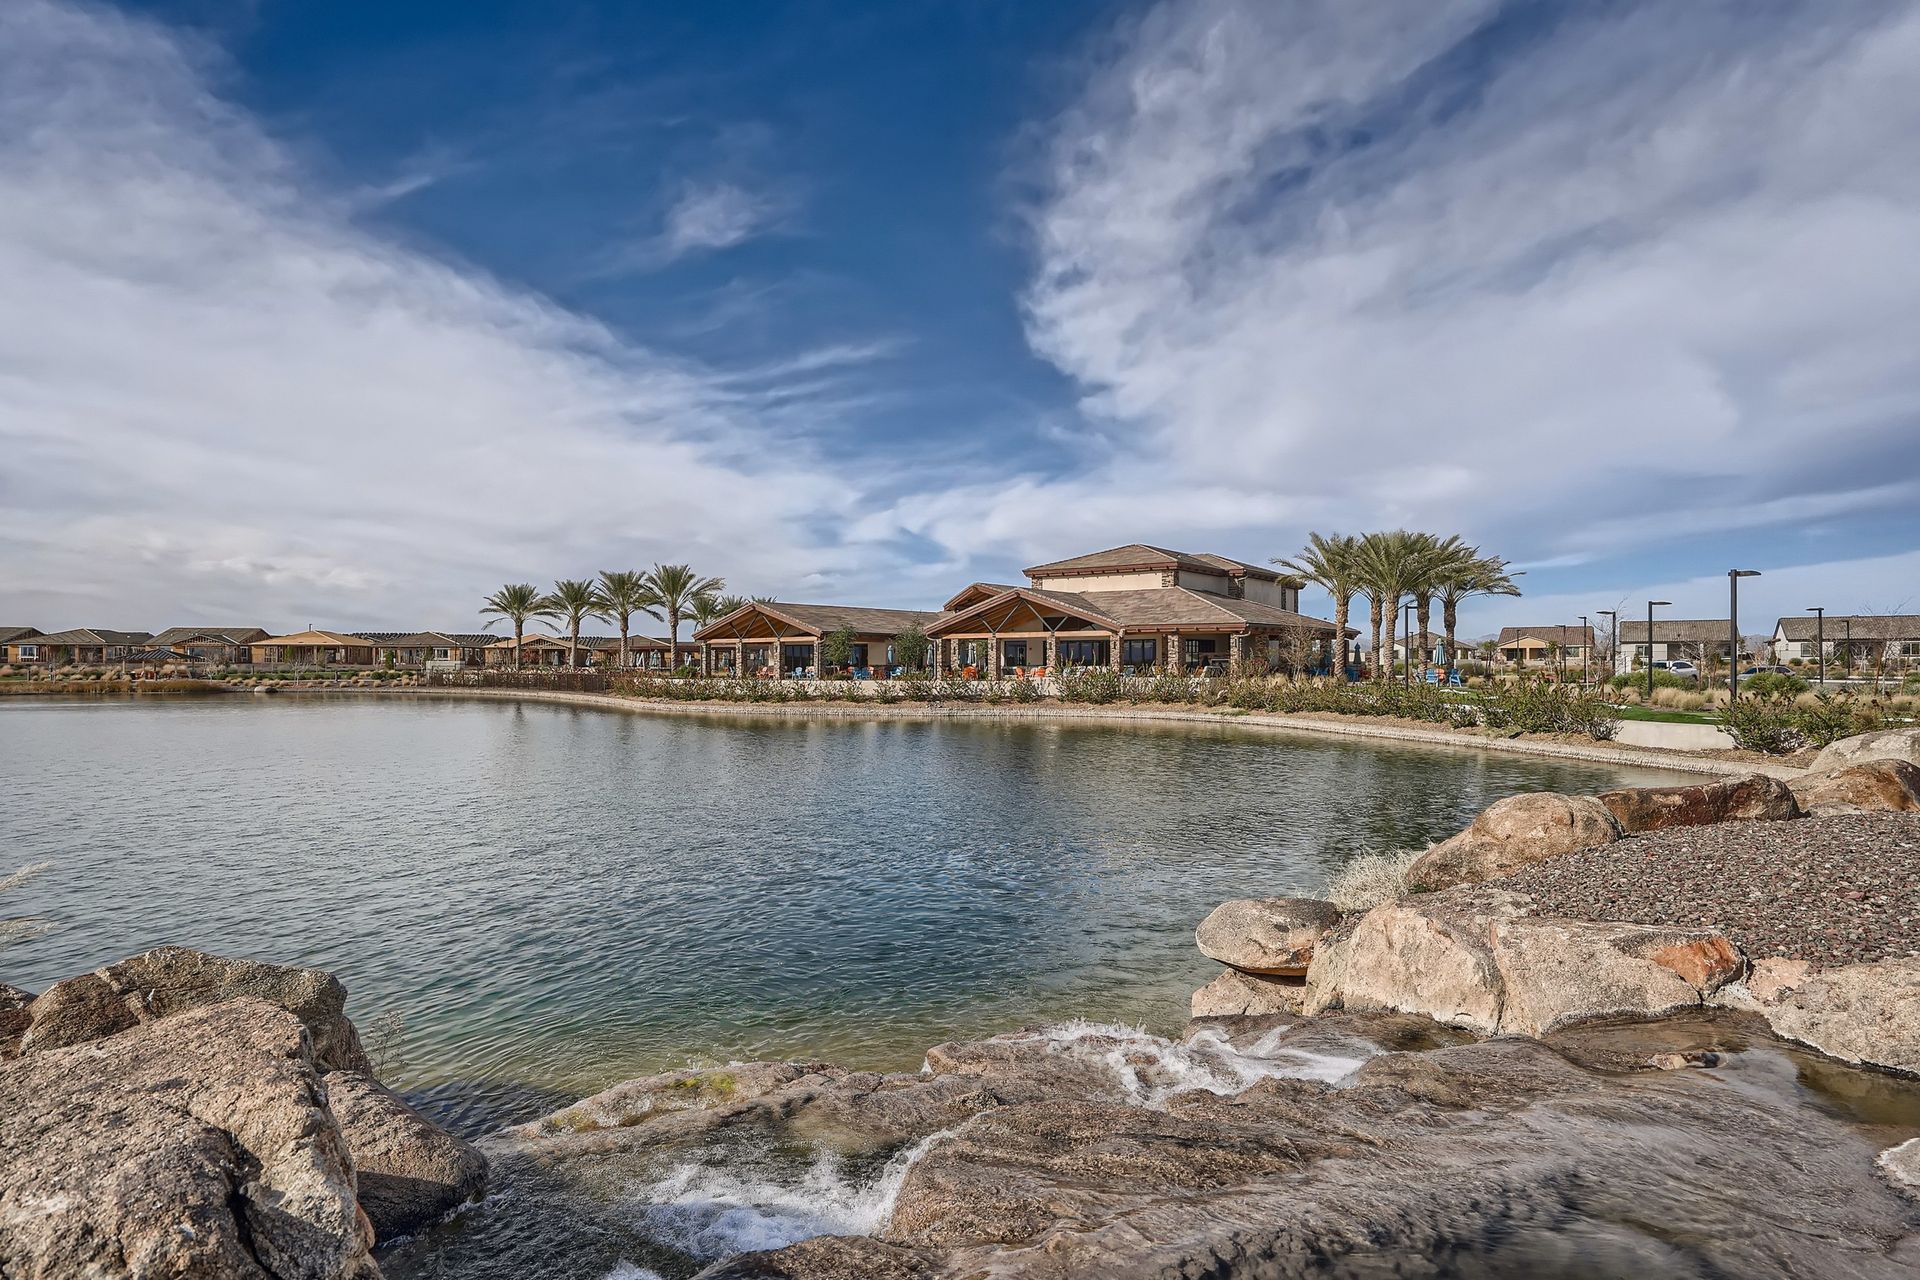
[1369,596,1385,681]
[1416,594,1432,667]
[569,619,579,669]
[667,613,679,672]
[1332,596,1350,682]
[1443,600,1459,676]
[619,617,629,671]
[513,620,523,671]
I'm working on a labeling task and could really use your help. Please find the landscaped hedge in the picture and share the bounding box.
[1720,689,1891,754]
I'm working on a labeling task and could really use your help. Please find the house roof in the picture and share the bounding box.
[693,602,947,642]
[1617,619,1733,643]
[0,627,41,645]
[1495,625,1595,647]
[32,628,153,646]
[1024,543,1291,584]
[928,586,1347,637]
[355,631,505,648]
[127,647,197,664]
[942,582,1022,611]
[1775,614,1920,641]
[153,626,268,647]
[252,630,370,647]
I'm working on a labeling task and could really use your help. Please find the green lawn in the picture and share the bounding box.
[1605,704,1720,724]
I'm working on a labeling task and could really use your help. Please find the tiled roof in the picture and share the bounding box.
[929,586,1345,636]
[1495,625,1595,647]
[356,631,503,648]
[252,630,369,647]
[1617,619,1734,644]
[153,627,267,646]
[0,627,41,645]
[32,628,153,645]
[693,602,947,641]
[1774,614,1920,642]
[1024,543,1285,582]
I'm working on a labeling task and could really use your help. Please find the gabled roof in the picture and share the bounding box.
[1774,614,1920,642]
[33,628,153,646]
[0,627,41,645]
[1617,619,1733,643]
[1024,544,1292,584]
[928,586,1347,637]
[127,647,197,664]
[942,582,1022,611]
[1495,625,1595,647]
[252,630,370,647]
[693,601,946,642]
[357,631,504,648]
[153,626,268,647]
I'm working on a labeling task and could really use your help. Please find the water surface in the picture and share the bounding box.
[1,694,1694,1129]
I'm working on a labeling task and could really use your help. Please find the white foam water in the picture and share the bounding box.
[995,1019,1371,1106]
[625,1127,954,1263]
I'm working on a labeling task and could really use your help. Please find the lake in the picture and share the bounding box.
[0,694,1694,1132]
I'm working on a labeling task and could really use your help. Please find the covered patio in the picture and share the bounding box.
[693,602,944,678]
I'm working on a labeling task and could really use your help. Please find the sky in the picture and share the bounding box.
[2,0,1917,639]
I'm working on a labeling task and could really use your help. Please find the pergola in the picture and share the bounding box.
[693,602,944,678]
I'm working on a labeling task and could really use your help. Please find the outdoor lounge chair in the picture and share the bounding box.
[1423,669,1441,685]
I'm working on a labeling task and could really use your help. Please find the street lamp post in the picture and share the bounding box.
[1646,600,1671,701]
[1599,609,1617,681]
[1728,570,1760,702]
[1578,615,1590,688]
[1843,617,1853,679]
[1808,607,1825,687]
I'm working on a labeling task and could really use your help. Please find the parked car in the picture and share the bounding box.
[1665,660,1700,678]
[1741,664,1795,676]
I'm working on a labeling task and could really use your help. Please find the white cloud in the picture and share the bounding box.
[0,0,875,629]
[662,181,782,254]
[867,0,1920,579]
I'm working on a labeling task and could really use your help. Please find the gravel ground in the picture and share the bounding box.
[1498,812,1920,969]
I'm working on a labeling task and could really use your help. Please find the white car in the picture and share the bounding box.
[1665,660,1700,678]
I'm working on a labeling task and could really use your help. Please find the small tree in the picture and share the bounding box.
[893,624,930,672]
[820,627,857,672]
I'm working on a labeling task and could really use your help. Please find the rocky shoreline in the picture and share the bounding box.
[5,727,1920,1277]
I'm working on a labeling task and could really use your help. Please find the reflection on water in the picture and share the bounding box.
[1,695,1693,1130]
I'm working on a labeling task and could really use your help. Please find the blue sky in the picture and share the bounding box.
[2,0,1917,638]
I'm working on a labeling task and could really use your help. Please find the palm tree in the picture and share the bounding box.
[1407,533,1472,668]
[544,579,606,669]
[692,593,747,630]
[1353,530,1423,681]
[1436,554,1521,677]
[644,563,725,672]
[480,583,552,671]
[1275,532,1363,682]
[597,570,653,671]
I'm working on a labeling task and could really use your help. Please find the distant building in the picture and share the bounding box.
[151,627,269,666]
[1,627,43,665]
[1771,615,1920,670]
[248,630,376,667]
[1493,625,1596,668]
[13,628,153,666]
[1615,619,1739,674]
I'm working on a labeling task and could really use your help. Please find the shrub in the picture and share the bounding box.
[1721,692,1803,755]
[1325,849,1421,912]
[1740,671,1809,697]
[1006,676,1041,703]
[1057,667,1126,705]
[1793,691,1888,747]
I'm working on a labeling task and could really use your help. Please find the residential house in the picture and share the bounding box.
[694,603,947,677]
[15,628,154,667]
[926,545,1346,676]
[1614,619,1738,674]
[1,627,43,665]
[248,630,377,667]
[1771,615,1920,672]
[355,632,498,668]
[151,627,269,666]
[1494,625,1596,669]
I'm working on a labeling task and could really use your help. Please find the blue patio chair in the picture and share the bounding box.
[889,666,905,678]
[1448,669,1465,688]
[854,667,872,680]
[1423,669,1440,685]
[790,666,806,679]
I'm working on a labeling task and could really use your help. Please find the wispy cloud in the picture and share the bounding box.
[0,0,873,628]
[662,181,783,254]
[862,0,1920,596]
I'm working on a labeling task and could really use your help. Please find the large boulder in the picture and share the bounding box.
[1305,890,1744,1038]
[1189,967,1306,1018]
[1813,726,1920,772]
[1596,773,1799,834]
[1193,896,1341,975]
[1406,792,1622,892]
[1716,956,1920,1075]
[20,945,372,1073]
[1882,1138,1920,1201]
[0,999,377,1279]
[1790,759,1920,815]
[324,1071,487,1240]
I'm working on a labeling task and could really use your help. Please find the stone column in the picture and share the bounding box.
[931,638,945,678]
[1109,633,1124,673]
[1230,633,1248,676]
[1044,634,1058,672]
[1167,632,1183,673]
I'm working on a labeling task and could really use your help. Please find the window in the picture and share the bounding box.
[17,645,36,660]
[782,643,814,671]
[1185,636,1222,661]
[848,644,869,668]
[1003,640,1029,666]
[1058,639,1108,667]
[1899,642,1920,658]
[1121,638,1156,666]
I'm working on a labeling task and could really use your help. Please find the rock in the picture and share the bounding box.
[1745,957,1813,1002]
[1189,967,1306,1018]
[1790,759,1920,815]
[0,984,29,1058]
[324,1071,487,1240]
[1406,792,1622,891]
[20,945,372,1073]
[1881,1138,1920,1201]
[1647,1050,1721,1070]
[0,999,377,1279]
[1813,726,1920,772]
[1596,773,1799,833]
[1305,890,1744,1037]
[1193,896,1340,974]
[1717,956,1920,1075]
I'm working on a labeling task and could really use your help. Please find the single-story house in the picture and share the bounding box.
[248,630,377,667]
[151,627,269,666]
[14,628,154,667]
[1494,625,1596,667]
[124,647,204,674]
[1771,615,1920,670]
[483,634,633,667]
[355,631,499,667]
[694,603,947,677]
[1,627,43,665]
[1614,619,1739,674]
[926,545,1346,676]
